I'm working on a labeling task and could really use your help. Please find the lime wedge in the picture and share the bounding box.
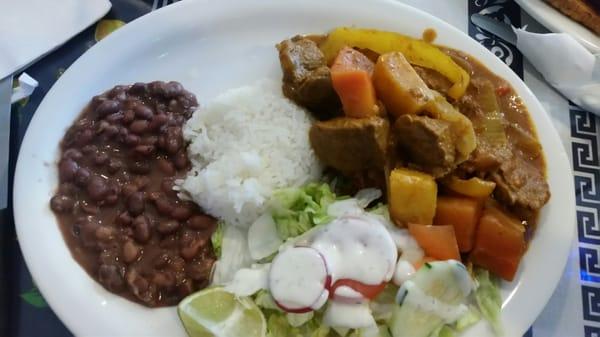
[178,287,266,337]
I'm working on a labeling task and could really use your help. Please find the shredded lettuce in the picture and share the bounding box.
[266,312,330,337]
[270,183,336,240]
[428,306,480,337]
[211,221,225,258]
[474,269,503,336]
[370,284,399,321]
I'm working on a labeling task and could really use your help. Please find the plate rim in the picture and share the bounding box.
[12,0,576,336]
[515,0,600,53]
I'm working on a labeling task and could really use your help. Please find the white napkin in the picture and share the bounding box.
[0,0,112,79]
[515,28,600,115]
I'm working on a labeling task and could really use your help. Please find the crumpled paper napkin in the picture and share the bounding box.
[515,28,600,115]
[0,0,111,79]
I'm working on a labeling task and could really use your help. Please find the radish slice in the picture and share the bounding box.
[269,247,330,313]
[311,215,398,285]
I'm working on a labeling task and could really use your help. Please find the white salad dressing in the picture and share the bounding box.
[269,247,330,311]
[311,215,398,286]
[392,260,416,286]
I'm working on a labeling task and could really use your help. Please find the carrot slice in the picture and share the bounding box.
[408,224,460,261]
[330,47,378,118]
[470,205,526,281]
[433,196,483,252]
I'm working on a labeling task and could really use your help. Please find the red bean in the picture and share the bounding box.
[129,120,149,134]
[134,145,155,156]
[81,144,98,154]
[141,136,158,146]
[129,82,147,94]
[115,211,132,226]
[173,150,189,169]
[186,215,215,230]
[158,220,180,235]
[134,105,154,120]
[95,226,115,241]
[157,158,175,176]
[59,158,79,182]
[50,195,74,213]
[104,125,119,137]
[106,112,124,124]
[133,215,151,243]
[132,176,150,190]
[63,148,83,161]
[74,167,91,187]
[154,197,174,215]
[150,114,168,130]
[122,240,141,263]
[171,205,192,221]
[105,181,121,205]
[125,134,141,146]
[127,192,145,216]
[121,183,138,197]
[180,236,207,260]
[95,100,120,117]
[153,271,176,289]
[76,129,94,146]
[122,109,135,124]
[87,175,109,201]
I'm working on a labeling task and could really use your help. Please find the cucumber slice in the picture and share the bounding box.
[390,260,474,337]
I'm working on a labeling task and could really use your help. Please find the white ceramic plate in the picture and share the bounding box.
[516,0,600,53]
[13,0,575,336]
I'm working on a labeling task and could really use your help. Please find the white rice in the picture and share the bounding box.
[179,79,321,227]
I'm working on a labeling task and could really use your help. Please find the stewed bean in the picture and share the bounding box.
[50,82,214,307]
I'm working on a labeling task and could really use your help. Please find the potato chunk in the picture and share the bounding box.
[373,52,434,116]
[389,168,437,226]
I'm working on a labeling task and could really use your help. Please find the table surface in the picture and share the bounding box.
[1,0,599,336]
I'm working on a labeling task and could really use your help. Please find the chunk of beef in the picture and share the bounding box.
[309,117,389,172]
[491,155,550,215]
[394,114,458,177]
[277,36,341,119]
[462,138,512,174]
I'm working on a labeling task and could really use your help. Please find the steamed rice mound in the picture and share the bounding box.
[179,79,321,227]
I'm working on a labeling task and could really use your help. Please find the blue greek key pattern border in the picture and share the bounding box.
[571,103,600,332]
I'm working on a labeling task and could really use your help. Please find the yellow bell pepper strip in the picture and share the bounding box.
[320,27,471,100]
[442,176,497,198]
